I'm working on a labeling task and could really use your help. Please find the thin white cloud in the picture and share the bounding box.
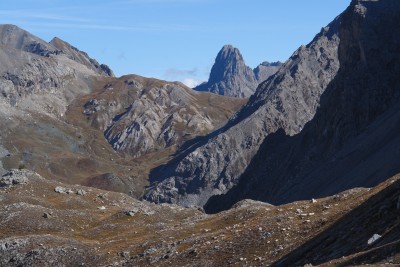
[0,10,89,23]
[164,68,198,79]
[113,0,204,4]
[9,21,194,33]
[181,78,203,88]
[163,68,204,87]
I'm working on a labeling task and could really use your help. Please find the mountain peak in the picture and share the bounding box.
[217,44,243,57]
[194,45,268,97]
[0,24,58,56]
[49,36,114,77]
[194,44,281,97]
[208,45,246,83]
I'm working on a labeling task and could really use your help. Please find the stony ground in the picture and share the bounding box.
[0,169,399,266]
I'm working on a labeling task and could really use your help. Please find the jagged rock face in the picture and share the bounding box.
[145,15,341,207]
[0,24,60,57]
[194,45,279,98]
[0,25,135,196]
[205,0,400,212]
[253,61,283,82]
[0,25,113,77]
[50,37,114,77]
[0,24,110,115]
[83,75,245,158]
[0,44,94,114]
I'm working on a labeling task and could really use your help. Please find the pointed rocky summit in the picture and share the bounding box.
[194,45,280,98]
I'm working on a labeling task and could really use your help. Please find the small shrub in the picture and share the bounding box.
[18,163,26,170]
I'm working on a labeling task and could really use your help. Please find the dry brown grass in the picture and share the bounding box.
[1,171,399,266]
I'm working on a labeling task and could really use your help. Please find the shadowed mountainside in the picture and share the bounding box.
[205,0,400,213]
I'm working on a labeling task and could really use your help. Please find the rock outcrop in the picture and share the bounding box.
[50,37,114,77]
[145,13,341,206]
[0,169,29,187]
[0,25,113,79]
[253,61,282,82]
[0,24,60,57]
[83,75,245,158]
[205,0,400,212]
[0,24,108,114]
[193,45,281,97]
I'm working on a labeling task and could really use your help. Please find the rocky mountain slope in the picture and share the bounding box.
[0,24,113,77]
[50,37,114,77]
[253,61,282,82]
[0,169,399,266]
[0,24,244,197]
[0,24,60,57]
[0,24,112,111]
[193,45,282,97]
[205,0,400,213]
[0,24,140,196]
[145,10,341,206]
[78,75,245,158]
[1,1,400,266]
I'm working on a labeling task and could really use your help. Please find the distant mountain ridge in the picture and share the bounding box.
[0,24,61,57]
[194,45,282,97]
[254,61,282,82]
[50,37,114,77]
[0,24,113,77]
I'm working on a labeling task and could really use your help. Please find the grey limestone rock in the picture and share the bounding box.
[0,169,29,187]
[0,24,60,57]
[253,61,283,82]
[76,189,87,196]
[84,75,243,158]
[0,25,100,114]
[194,45,280,98]
[367,234,381,245]
[50,37,114,77]
[54,186,67,194]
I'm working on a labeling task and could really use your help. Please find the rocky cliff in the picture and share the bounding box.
[145,14,341,206]
[50,37,114,77]
[82,75,245,158]
[0,24,101,114]
[253,61,282,82]
[0,24,60,57]
[205,0,400,212]
[0,24,133,194]
[193,45,281,97]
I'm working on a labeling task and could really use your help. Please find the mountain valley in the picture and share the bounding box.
[1,0,400,266]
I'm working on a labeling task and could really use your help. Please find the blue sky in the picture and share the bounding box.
[1,0,350,87]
